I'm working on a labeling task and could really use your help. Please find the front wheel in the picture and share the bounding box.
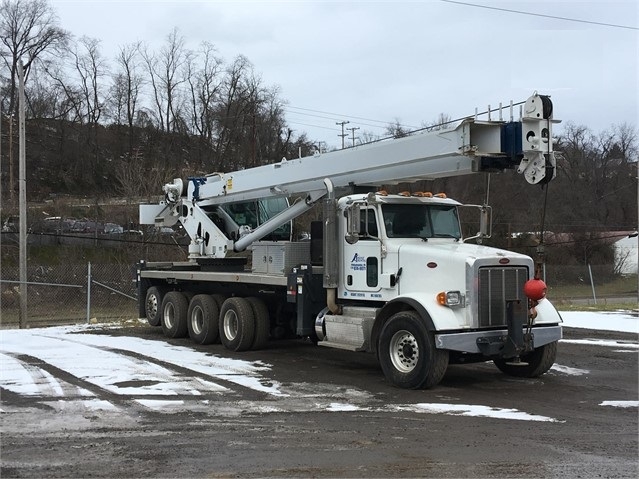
[378,311,448,389]
[493,341,557,377]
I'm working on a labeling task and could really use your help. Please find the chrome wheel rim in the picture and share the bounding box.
[389,329,419,373]
[147,294,158,317]
[163,303,175,329]
[223,309,239,340]
[191,305,204,335]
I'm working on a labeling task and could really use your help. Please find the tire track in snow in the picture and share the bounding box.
[1,330,285,415]
[2,352,145,410]
[96,345,276,401]
[35,331,287,397]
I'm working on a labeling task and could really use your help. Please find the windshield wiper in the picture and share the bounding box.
[432,233,460,241]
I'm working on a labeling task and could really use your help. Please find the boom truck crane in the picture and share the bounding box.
[138,92,562,389]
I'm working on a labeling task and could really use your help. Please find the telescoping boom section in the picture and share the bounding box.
[140,93,558,258]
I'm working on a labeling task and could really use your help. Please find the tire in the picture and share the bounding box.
[210,294,227,310]
[210,295,227,344]
[161,291,189,338]
[246,297,270,350]
[493,341,557,378]
[378,311,449,389]
[187,294,219,345]
[145,286,165,327]
[219,297,255,352]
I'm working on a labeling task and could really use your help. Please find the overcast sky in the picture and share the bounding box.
[49,0,638,149]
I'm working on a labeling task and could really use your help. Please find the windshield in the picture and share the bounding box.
[383,204,461,239]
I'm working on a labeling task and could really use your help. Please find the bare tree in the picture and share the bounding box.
[113,148,171,203]
[385,118,411,138]
[186,41,223,143]
[71,36,107,127]
[0,0,69,112]
[424,113,452,131]
[213,54,260,170]
[0,0,69,202]
[359,130,380,145]
[141,28,192,133]
[110,41,144,152]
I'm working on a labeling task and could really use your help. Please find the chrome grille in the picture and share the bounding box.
[478,267,528,327]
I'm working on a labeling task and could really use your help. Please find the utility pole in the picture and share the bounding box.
[18,61,27,328]
[336,121,349,149]
[347,126,360,147]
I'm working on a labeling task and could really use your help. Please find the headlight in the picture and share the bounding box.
[437,291,465,308]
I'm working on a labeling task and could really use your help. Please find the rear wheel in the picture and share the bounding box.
[161,291,189,338]
[378,311,448,389]
[494,341,557,377]
[246,297,270,350]
[219,297,255,352]
[187,294,219,344]
[209,295,227,343]
[145,286,165,327]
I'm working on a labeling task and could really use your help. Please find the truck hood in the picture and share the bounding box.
[394,240,533,296]
[398,240,533,264]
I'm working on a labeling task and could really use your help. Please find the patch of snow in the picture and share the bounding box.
[599,400,639,408]
[551,364,590,376]
[391,403,561,422]
[82,399,119,411]
[561,339,639,349]
[1,326,284,397]
[326,402,362,412]
[559,311,638,334]
[135,399,186,411]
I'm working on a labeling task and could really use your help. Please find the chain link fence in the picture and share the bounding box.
[1,259,636,329]
[1,263,138,328]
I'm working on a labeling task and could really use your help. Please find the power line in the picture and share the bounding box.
[440,0,639,31]
[286,120,341,132]
[286,105,421,130]
[284,108,393,131]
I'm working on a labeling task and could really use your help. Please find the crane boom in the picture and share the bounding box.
[140,93,558,258]
[190,94,555,204]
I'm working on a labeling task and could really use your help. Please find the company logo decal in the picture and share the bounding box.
[350,253,366,271]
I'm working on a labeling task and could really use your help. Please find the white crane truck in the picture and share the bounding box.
[138,92,562,389]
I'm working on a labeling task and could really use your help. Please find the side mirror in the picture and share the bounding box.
[345,205,360,244]
[479,205,492,240]
[461,204,492,243]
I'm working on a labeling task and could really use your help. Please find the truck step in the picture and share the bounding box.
[317,341,362,352]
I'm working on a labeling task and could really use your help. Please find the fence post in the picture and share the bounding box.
[588,263,597,305]
[86,262,92,323]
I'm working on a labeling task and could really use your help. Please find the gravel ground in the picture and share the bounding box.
[1,324,637,478]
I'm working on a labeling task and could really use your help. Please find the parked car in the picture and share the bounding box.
[104,223,124,234]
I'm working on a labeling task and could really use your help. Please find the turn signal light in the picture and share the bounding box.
[437,291,464,307]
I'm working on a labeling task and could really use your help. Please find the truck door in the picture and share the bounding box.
[342,207,382,296]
